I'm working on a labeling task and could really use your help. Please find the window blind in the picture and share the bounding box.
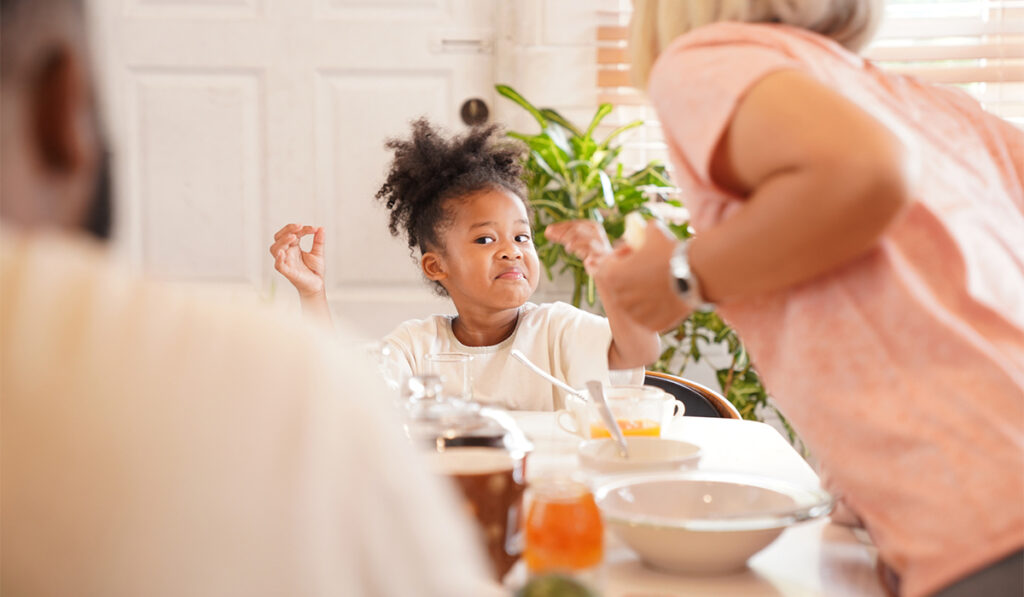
[865,0,1024,124]
[595,0,1023,166]
[593,1,664,170]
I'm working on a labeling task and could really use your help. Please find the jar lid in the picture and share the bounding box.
[400,374,533,453]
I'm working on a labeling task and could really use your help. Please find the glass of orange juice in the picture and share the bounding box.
[588,385,680,439]
[524,476,603,580]
[589,418,661,438]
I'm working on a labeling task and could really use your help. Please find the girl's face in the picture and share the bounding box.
[423,187,540,314]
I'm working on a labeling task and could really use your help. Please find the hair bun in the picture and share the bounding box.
[375,118,527,257]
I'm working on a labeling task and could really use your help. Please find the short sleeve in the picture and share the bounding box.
[380,315,448,383]
[648,24,806,188]
[381,328,416,384]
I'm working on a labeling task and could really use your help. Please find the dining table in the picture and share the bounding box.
[503,411,886,597]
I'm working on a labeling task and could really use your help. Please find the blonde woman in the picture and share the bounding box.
[592,1,1024,596]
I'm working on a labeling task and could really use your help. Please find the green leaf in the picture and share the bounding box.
[667,222,692,240]
[532,198,573,219]
[530,150,564,184]
[597,170,615,208]
[564,159,591,173]
[654,345,677,371]
[598,146,623,171]
[545,124,573,157]
[585,103,614,140]
[576,137,598,163]
[627,163,672,186]
[540,108,584,138]
[604,218,625,241]
[600,119,642,147]
[496,84,547,128]
[538,243,561,274]
[507,131,534,143]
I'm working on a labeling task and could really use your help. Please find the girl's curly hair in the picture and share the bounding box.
[375,118,529,257]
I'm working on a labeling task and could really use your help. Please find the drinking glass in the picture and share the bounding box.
[364,340,405,397]
[426,352,473,402]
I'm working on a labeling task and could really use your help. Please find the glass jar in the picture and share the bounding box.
[401,375,533,580]
[524,476,604,586]
[400,375,532,453]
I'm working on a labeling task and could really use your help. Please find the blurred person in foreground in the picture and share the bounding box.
[0,1,491,595]
[590,1,1023,596]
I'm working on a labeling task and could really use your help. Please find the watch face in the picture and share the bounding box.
[676,276,691,294]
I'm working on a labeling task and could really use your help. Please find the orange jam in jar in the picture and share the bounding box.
[524,477,603,574]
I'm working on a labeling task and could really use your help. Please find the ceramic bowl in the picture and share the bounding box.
[577,437,701,475]
[595,471,833,574]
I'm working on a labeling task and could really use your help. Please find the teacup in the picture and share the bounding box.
[556,385,683,439]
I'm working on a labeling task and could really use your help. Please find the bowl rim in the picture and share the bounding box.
[594,470,834,532]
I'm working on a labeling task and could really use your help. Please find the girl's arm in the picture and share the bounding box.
[594,70,912,331]
[601,284,662,370]
[545,220,661,369]
[269,224,334,328]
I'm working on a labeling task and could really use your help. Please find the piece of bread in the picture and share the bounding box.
[623,212,647,250]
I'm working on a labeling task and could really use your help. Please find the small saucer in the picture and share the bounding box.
[577,436,701,474]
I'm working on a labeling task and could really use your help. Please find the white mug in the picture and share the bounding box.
[556,386,684,439]
[556,394,592,437]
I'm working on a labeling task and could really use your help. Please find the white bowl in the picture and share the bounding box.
[595,471,833,574]
[577,437,701,474]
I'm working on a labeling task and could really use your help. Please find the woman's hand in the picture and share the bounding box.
[594,221,691,333]
[544,220,613,274]
[269,224,326,297]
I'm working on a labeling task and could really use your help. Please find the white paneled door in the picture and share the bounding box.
[91,0,498,337]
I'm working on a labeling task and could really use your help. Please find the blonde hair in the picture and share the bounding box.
[629,0,884,88]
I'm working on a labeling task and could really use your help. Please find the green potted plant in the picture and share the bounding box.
[496,84,799,446]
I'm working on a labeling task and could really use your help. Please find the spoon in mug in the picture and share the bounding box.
[585,380,630,459]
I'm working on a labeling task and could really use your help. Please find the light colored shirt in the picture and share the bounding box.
[0,232,492,597]
[383,301,644,411]
[649,22,1024,597]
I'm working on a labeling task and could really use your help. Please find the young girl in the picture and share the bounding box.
[270,119,660,410]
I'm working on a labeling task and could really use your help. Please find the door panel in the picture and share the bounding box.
[128,69,263,284]
[316,69,451,288]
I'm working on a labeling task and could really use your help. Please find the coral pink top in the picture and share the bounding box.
[648,22,1024,597]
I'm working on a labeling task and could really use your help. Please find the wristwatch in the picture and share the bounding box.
[669,242,713,312]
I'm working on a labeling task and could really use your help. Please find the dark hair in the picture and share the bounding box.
[1,0,84,80]
[375,118,528,259]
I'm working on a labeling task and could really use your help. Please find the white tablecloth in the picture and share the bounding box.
[507,412,885,597]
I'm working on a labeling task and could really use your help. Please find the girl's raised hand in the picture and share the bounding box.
[269,223,326,297]
[544,220,613,275]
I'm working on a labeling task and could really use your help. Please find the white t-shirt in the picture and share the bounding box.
[383,301,644,411]
[1,233,493,597]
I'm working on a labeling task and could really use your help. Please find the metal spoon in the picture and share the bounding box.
[510,349,585,399]
[585,380,629,459]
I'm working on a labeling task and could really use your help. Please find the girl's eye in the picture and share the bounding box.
[515,234,531,243]
[474,236,494,245]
